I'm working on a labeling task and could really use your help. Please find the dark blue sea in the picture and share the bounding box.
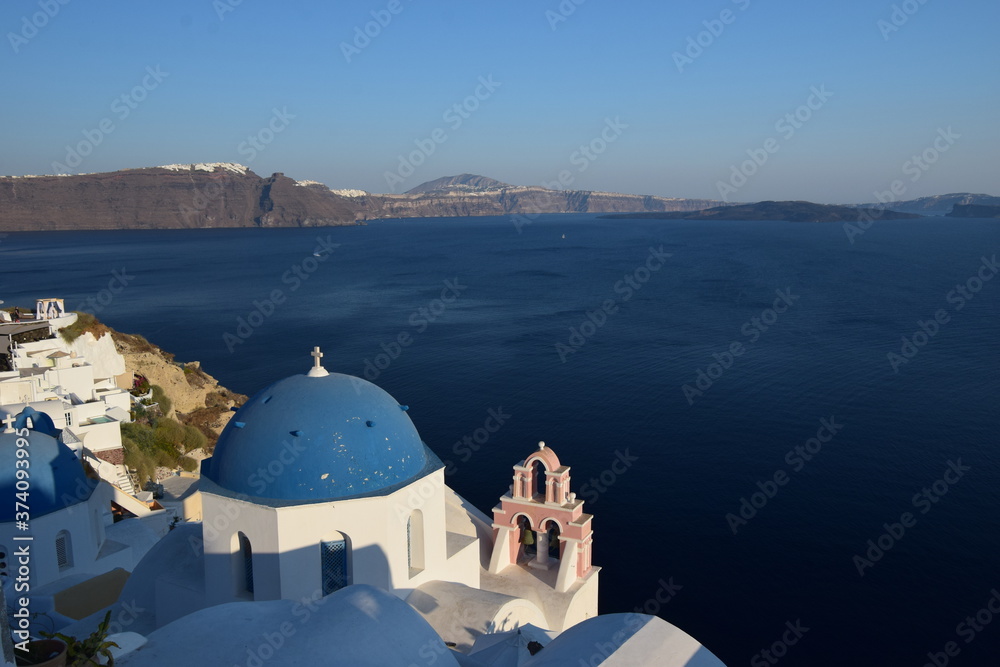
[2,215,998,666]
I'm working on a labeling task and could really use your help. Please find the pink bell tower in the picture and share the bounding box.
[488,441,595,593]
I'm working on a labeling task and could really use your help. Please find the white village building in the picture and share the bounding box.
[0,306,137,494]
[47,348,726,666]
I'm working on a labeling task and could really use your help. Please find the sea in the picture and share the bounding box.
[2,214,998,666]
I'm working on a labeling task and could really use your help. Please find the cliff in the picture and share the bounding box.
[0,165,721,231]
[0,164,362,231]
[946,204,1000,219]
[858,193,1000,216]
[109,329,246,444]
[601,200,923,222]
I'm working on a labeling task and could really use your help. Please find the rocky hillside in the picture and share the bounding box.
[0,165,723,231]
[405,173,510,194]
[602,200,923,222]
[109,328,246,444]
[946,203,1000,218]
[857,193,1000,216]
[0,164,365,231]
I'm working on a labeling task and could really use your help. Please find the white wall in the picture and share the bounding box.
[199,469,479,608]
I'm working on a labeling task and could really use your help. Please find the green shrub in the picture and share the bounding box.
[178,456,199,473]
[182,424,207,452]
[151,385,172,415]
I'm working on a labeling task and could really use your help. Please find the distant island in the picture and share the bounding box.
[947,203,1000,219]
[0,165,995,232]
[0,166,720,232]
[600,200,923,223]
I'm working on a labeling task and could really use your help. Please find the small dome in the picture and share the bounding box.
[0,428,96,522]
[203,371,438,502]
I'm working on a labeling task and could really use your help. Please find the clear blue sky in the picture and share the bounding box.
[1,0,997,202]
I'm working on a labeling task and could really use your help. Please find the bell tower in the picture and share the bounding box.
[488,442,595,593]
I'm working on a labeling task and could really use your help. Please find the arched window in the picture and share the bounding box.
[407,510,425,575]
[238,532,254,594]
[542,519,562,561]
[55,530,73,570]
[532,460,546,500]
[517,515,536,559]
[320,531,350,596]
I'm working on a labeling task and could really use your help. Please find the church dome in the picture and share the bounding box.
[0,427,96,522]
[203,354,439,502]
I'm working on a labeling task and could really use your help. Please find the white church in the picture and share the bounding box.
[5,345,726,666]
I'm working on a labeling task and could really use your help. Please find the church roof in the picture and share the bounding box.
[0,424,96,522]
[202,355,439,503]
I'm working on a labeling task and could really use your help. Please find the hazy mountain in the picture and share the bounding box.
[602,200,922,222]
[405,174,511,194]
[947,204,1000,218]
[0,167,725,231]
[857,193,1000,216]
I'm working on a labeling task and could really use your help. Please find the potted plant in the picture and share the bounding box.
[40,611,119,666]
[14,639,67,667]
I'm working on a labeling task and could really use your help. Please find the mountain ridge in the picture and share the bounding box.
[0,165,724,231]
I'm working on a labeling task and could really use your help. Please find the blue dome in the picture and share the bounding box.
[203,371,439,502]
[0,428,96,522]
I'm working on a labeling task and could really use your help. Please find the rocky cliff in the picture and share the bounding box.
[110,329,246,443]
[858,193,1000,216]
[946,203,1000,219]
[602,200,923,222]
[0,164,721,231]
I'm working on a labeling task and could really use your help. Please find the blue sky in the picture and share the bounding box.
[1,0,997,202]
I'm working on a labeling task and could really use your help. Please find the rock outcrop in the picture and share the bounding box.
[0,165,722,231]
[946,203,1000,218]
[110,330,245,442]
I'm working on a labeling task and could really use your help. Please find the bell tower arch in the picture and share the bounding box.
[488,442,595,593]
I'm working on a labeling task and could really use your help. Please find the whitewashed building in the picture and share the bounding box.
[64,348,727,665]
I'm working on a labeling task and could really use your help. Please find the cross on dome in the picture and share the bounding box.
[308,346,329,378]
[538,441,546,450]
[1,414,15,433]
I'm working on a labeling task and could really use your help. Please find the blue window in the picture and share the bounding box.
[321,539,348,595]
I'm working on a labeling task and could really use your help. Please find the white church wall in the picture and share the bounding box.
[200,467,474,607]
[200,493,278,604]
[0,494,113,589]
